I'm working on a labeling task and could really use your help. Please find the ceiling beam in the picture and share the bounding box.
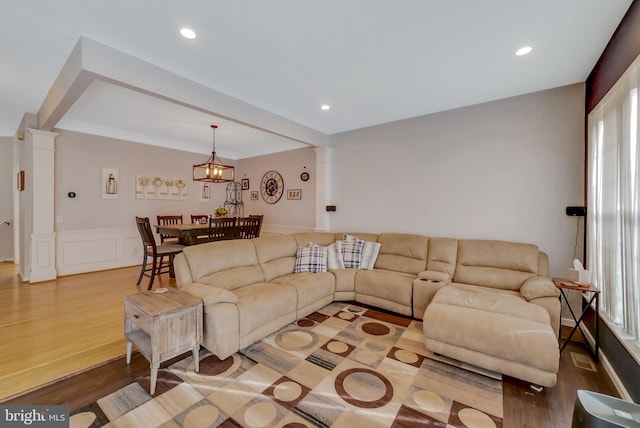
[37,37,330,147]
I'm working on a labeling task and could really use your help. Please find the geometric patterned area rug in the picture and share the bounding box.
[70,302,503,427]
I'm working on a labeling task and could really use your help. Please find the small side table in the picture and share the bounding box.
[553,278,600,363]
[124,288,203,394]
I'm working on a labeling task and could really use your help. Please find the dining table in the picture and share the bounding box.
[154,223,211,246]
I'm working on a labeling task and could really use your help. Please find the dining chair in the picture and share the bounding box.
[135,217,185,290]
[249,215,264,237]
[237,216,263,239]
[190,215,209,224]
[190,214,210,244]
[157,215,183,243]
[208,217,238,241]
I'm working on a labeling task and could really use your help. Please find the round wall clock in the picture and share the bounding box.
[261,170,284,204]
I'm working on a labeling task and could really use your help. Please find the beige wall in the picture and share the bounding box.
[0,137,13,261]
[237,147,316,233]
[330,83,586,279]
[54,130,235,230]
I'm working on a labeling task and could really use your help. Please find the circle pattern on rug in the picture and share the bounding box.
[458,408,496,428]
[244,402,277,428]
[198,354,239,377]
[274,381,303,402]
[338,311,355,320]
[69,412,96,427]
[327,340,349,354]
[297,319,314,328]
[276,329,318,350]
[334,368,394,408]
[362,321,391,336]
[414,390,446,413]
[394,349,419,364]
[184,405,220,427]
[355,318,397,339]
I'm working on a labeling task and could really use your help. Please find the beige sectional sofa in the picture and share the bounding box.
[173,232,561,387]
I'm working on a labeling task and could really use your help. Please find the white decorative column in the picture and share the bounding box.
[27,129,58,282]
[314,146,333,232]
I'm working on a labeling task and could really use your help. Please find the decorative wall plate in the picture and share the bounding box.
[300,172,310,182]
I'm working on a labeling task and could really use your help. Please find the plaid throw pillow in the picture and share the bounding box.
[340,237,364,269]
[294,245,328,273]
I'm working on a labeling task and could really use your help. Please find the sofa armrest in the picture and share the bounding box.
[180,282,239,305]
[173,253,193,287]
[520,276,560,301]
[413,272,451,320]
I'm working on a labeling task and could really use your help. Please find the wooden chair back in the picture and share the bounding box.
[157,215,183,243]
[238,216,263,239]
[191,215,209,224]
[136,217,158,255]
[208,217,238,241]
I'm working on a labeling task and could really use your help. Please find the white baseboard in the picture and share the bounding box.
[579,320,632,401]
[0,257,14,262]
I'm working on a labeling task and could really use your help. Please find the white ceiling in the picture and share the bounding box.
[0,0,632,159]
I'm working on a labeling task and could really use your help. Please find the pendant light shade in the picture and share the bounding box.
[193,125,235,183]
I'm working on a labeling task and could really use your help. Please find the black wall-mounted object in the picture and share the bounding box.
[325,205,336,212]
[566,206,586,216]
[68,192,76,199]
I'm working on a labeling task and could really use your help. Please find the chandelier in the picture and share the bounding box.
[193,125,235,183]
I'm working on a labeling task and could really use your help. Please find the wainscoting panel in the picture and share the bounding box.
[57,228,142,276]
[29,232,57,282]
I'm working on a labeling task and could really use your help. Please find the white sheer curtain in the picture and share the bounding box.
[587,57,640,346]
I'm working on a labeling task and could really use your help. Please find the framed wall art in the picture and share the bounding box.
[287,189,301,200]
[241,178,250,190]
[136,174,188,200]
[250,191,258,201]
[101,167,119,199]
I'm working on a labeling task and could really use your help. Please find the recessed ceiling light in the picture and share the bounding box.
[180,28,196,39]
[515,46,532,56]
[321,105,330,110]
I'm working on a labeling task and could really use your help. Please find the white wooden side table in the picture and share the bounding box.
[124,288,202,394]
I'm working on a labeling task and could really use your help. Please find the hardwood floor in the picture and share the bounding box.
[0,262,619,427]
[0,261,176,400]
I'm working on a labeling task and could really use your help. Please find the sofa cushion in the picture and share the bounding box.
[433,285,549,323]
[426,237,458,277]
[181,240,263,290]
[374,233,429,274]
[294,245,328,273]
[424,286,559,383]
[253,235,297,281]
[293,232,336,247]
[271,272,335,311]
[233,282,298,337]
[355,269,415,306]
[453,240,539,291]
